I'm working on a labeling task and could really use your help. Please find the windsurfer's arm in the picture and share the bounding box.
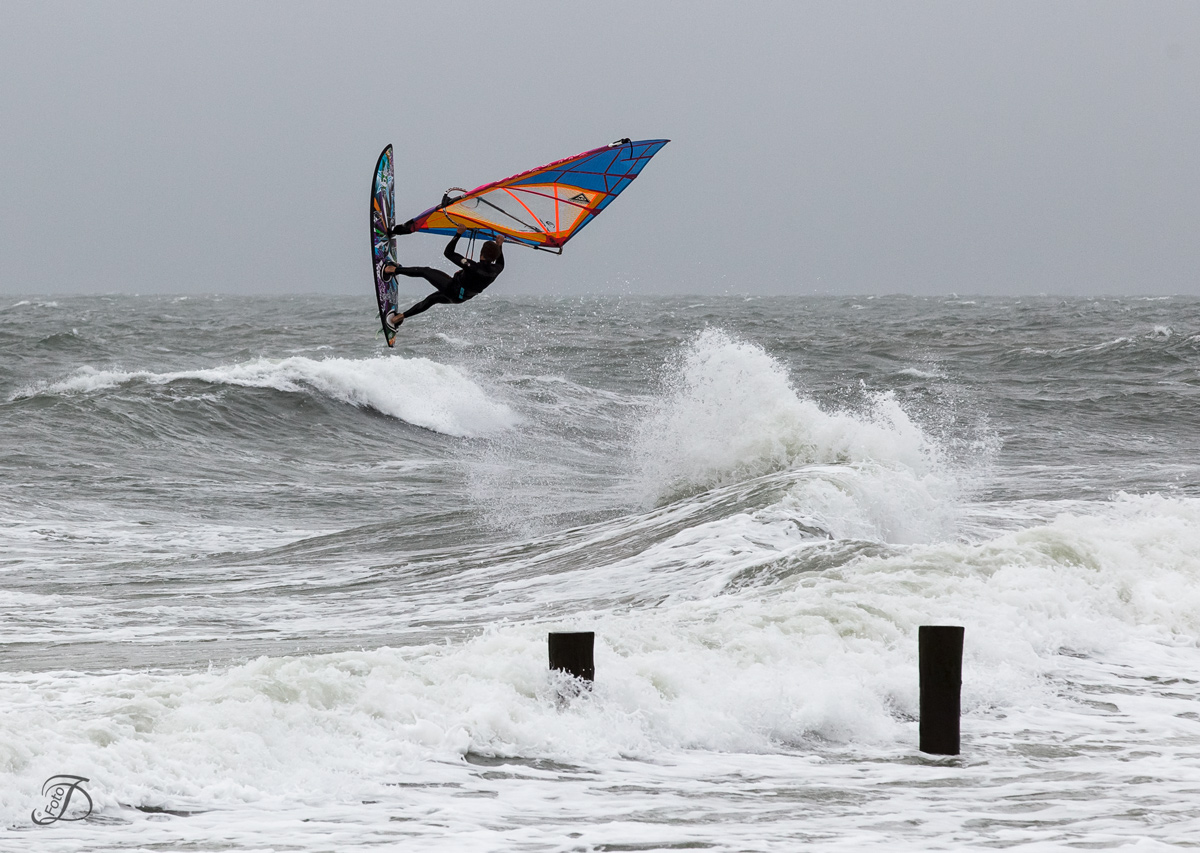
[493,234,505,274]
[444,228,466,268]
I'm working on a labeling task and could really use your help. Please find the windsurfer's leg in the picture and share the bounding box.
[389,220,415,237]
[401,292,452,319]
[383,265,454,290]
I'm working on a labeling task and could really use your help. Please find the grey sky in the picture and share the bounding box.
[2,1,1199,297]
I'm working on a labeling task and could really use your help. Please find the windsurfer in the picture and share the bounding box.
[381,227,505,330]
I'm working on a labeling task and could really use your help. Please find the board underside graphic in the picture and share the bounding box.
[371,144,398,347]
[409,139,669,253]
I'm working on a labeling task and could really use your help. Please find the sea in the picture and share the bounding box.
[3,292,1200,851]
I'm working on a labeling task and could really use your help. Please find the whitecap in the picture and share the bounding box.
[12,356,517,438]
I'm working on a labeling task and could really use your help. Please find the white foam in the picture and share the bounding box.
[6,493,1200,846]
[631,330,949,540]
[434,332,473,348]
[2,299,58,311]
[12,356,517,438]
[896,367,945,380]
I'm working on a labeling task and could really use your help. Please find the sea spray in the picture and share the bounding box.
[631,328,957,542]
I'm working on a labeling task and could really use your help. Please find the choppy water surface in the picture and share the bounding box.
[3,293,1200,850]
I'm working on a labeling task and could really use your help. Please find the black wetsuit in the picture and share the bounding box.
[392,235,505,319]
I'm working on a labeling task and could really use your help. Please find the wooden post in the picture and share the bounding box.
[919,625,963,756]
[548,632,594,684]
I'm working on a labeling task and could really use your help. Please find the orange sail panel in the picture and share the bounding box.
[408,139,668,252]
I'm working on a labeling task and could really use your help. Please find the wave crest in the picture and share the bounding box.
[633,329,941,497]
[14,356,516,438]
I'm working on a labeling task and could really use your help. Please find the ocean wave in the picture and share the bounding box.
[896,367,946,380]
[12,356,517,438]
[632,328,945,503]
[7,491,1200,829]
[2,299,60,311]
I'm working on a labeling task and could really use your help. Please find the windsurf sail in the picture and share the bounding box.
[407,138,669,253]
